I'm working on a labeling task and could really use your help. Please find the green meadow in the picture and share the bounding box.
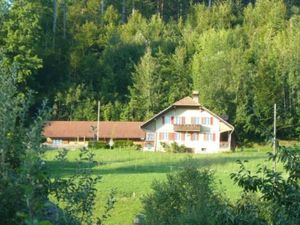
[43,147,277,225]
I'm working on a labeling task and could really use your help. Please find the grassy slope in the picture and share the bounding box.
[43,147,275,225]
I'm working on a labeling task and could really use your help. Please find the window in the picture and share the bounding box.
[202,117,210,125]
[195,117,200,124]
[163,132,168,140]
[191,133,199,141]
[146,132,155,141]
[175,132,181,141]
[165,116,171,124]
[175,117,180,124]
[203,133,215,141]
[159,132,168,141]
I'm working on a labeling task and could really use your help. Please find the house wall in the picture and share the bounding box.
[144,107,224,153]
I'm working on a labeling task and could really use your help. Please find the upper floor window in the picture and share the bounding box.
[191,117,201,124]
[165,116,171,124]
[175,116,185,124]
[202,117,211,125]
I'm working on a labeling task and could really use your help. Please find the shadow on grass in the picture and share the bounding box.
[46,153,267,178]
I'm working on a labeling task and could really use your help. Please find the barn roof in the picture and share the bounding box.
[43,121,145,139]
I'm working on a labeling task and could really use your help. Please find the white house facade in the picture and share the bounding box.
[141,92,234,153]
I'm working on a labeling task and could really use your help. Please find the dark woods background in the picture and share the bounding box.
[1,0,300,143]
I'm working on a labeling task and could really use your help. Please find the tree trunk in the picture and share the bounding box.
[52,0,57,48]
[122,0,126,23]
[101,0,105,15]
[160,0,164,18]
[63,1,67,39]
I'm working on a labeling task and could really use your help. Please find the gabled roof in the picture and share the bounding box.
[43,121,145,139]
[141,96,234,131]
[173,97,200,106]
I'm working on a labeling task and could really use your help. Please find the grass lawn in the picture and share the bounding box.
[43,147,276,225]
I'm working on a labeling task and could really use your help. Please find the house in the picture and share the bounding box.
[141,91,234,153]
[43,121,145,147]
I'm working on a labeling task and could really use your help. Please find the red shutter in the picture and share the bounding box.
[201,117,205,124]
[213,133,216,142]
[182,117,186,124]
[181,133,185,141]
[210,117,214,125]
[171,116,174,124]
[159,133,163,140]
[162,116,165,124]
[196,133,199,141]
[191,117,195,124]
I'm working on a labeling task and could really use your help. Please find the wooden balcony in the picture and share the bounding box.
[173,124,201,132]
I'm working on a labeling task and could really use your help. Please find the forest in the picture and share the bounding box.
[0,0,300,143]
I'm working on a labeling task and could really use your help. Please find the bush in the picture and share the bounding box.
[113,140,134,148]
[161,142,192,153]
[142,166,231,225]
[88,141,108,149]
[231,146,300,225]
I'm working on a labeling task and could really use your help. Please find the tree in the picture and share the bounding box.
[2,0,43,83]
[128,47,163,120]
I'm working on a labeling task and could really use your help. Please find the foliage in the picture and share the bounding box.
[113,140,134,148]
[0,61,114,225]
[161,142,193,153]
[142,165,232,225]
[50,148,116,225]
[1,0,300,143]
[0,62,51,225]
[88,141,108,149]
[231,146,300,224]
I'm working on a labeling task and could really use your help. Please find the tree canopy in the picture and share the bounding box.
[0,0,300,143]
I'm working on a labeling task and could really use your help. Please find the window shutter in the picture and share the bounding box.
[196,133,199,141]
[162,116,165,124]
[182,117,185,124]
[201,117,205,124]
[181,133,185,141]
[172,133,175,140]
[191,117,195,124]
[210,117,214,125]
[171,116,174,124]
[213,133,216,142]
[159,133,163,140]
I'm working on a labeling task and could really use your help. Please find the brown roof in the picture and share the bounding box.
[43,121,145,139]
[173,97,200,106]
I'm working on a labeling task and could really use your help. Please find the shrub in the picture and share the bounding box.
[113,140,134,148]
[161,142,192,153]
[231,146,300,225]
[88,141,108,149]
[142,166,231,225]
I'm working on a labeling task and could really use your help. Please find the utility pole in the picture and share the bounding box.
[273,103,276,171]
[97,101,100,141]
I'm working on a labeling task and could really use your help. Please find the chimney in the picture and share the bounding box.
[192,90,199,103]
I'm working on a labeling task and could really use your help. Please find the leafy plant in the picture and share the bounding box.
[231,146,300,225]
[142,165,231,225]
